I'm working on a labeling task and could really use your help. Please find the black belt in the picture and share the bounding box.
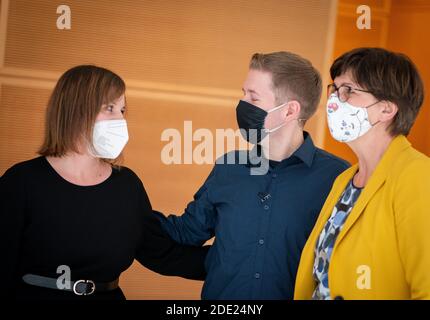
[22,274,119,296]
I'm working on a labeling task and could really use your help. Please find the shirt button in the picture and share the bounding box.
[263,205,269,210]
[254,273,261,279]
[259,239,265,245]
[272,173,277,178]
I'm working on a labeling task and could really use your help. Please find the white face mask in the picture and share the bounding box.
[92,119,129,159]
[326,94,379,143]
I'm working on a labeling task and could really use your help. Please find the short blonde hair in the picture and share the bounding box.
[250,52,322,124]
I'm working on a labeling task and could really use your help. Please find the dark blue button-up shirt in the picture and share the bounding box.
[156,132,349,299]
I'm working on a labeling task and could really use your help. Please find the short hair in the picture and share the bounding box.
[38,65,126,162]
[249,51,322,124]
[330,47,424,136]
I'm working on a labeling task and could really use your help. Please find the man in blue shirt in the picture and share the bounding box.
[155,52,349,299]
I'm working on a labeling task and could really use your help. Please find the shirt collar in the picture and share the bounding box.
[247,131,317,169]
[292,131,317,167]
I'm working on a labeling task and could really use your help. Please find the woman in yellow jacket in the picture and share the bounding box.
[294,47,430,300]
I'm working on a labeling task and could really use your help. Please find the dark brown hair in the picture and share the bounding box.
[249,51,322,124]
[38,65,126,163]
[330,47,424,136]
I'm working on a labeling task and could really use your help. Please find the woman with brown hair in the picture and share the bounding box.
[0,65,208,300]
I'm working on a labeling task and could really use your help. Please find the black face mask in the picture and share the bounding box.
[236,100,287,144]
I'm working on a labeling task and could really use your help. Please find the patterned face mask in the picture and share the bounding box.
[326,94,379,143]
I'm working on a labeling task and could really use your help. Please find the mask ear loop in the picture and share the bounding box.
[264,122,286,133]
[264,101,288,133]
[264,101,306,133]
[364,100,381,126]
[267,102,288,114]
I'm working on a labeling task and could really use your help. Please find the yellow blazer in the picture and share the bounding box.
[294,135,430,300]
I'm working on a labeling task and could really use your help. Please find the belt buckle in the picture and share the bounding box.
[73,279,96,296]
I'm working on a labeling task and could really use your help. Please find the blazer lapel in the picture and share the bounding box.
[333,135,411,247]
[295,166,356,297]
[312,166,357,235]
